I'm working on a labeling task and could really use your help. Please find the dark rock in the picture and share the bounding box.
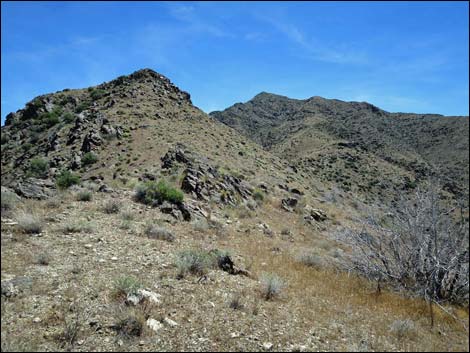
[281,197,298,212]
[13,178,55,199]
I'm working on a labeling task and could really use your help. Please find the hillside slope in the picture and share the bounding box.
[211,93,469,205]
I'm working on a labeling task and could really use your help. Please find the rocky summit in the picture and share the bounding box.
[1,69,469,352]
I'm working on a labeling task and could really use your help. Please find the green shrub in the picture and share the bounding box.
[81,152,98,166]
[76,190,92,202]
[39,107,63,127]
[134,180,184,206]
[253,188,265,202]
[62,112,75,124]
[113,276,142,299]
[89,88,106,100]
[56,170,80,189]
[74,102,89,113]
[28,158,49,178]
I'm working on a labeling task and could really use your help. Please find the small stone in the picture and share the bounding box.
[84,244,92,249]
[139,340,145,346]
[263,342,273,350]
[146,318,163,333]
[163,317,178,327]
[77,340,84,345]
[33,317,41,323]
[111,256,118,261]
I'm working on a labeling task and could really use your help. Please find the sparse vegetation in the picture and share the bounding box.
[389,319,415,339]
[1,190,18,214]
[103,199,120,214]
[260,273,284,300]
[76,190,92,202]
[295,251,324,269]
[27,158,49,178]
[16,212,43,234]
[144,223,175,242]
[134,180,184,206]
[62,220,95,234]
[56,170,80,189]
[113,276,142,300]
[81,152,98,166]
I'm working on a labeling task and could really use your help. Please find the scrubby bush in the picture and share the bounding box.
[144,223,175,242]
[17,212,43,234]
[260,273,284,300]
[36,252,51,265]
[76,190,92,202]
[81,152,98,166]
[103,199,120,214]
[174,249,231,278]
[62,112,75,124]
[252,189,265,202]
[113,276,142,300]
[134,180,184,206]
[175,250,212,278]
[89,88,106,100]
[62,220,95,234]
[295,251,324,269]
[56,170,80,189]
[1,190,18,214]
[389,319,415,339]
[28,158,49,178]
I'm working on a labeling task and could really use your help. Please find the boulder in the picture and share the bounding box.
[13,178,55,199]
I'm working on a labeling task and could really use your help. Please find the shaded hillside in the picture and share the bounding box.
[211,93,469,204]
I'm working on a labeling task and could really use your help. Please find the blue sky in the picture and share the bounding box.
[1,1,469,123]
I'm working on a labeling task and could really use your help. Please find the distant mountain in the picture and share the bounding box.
[211,93,469,204]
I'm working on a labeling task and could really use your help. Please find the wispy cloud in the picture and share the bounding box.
[258,14,369,65]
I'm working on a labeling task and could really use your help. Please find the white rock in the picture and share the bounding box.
[33,317,41,323]
[263,342,273,350]
[139,289,161,305]
[163,317,178,327]
[146,318,163,333]
[84,244,92,249]
[111,256,118,261]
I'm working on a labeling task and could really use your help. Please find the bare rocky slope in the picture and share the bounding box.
[1,69,469,352]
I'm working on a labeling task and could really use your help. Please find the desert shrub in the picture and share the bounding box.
[174,249,231,278]
[175,250,212,278]
[144,223,175,242]
[113,276,142,299]
[28,158,49,178]
[16,212,43,234]
[296,251,324,269]
[337,180,469,308]
[89,88,106,100]
[62,220,94,234]
[120,209,135,221]
[81,152,98,166]
[134,180,183,206]
[260,273,284,300]
[103,199,120,214]
[229,293,244,310]
[74,102,89,113]
[35,252,50,265]
[1,190,18,214]
[389,319,415,339]
[62,112,75,124]
[119,220,132,230]
[39,107,63,127]
[192,218,209,232]
[113,315,143,338]
[56,170,80,189]
[252,188,265,202]
[76,190,92,202]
